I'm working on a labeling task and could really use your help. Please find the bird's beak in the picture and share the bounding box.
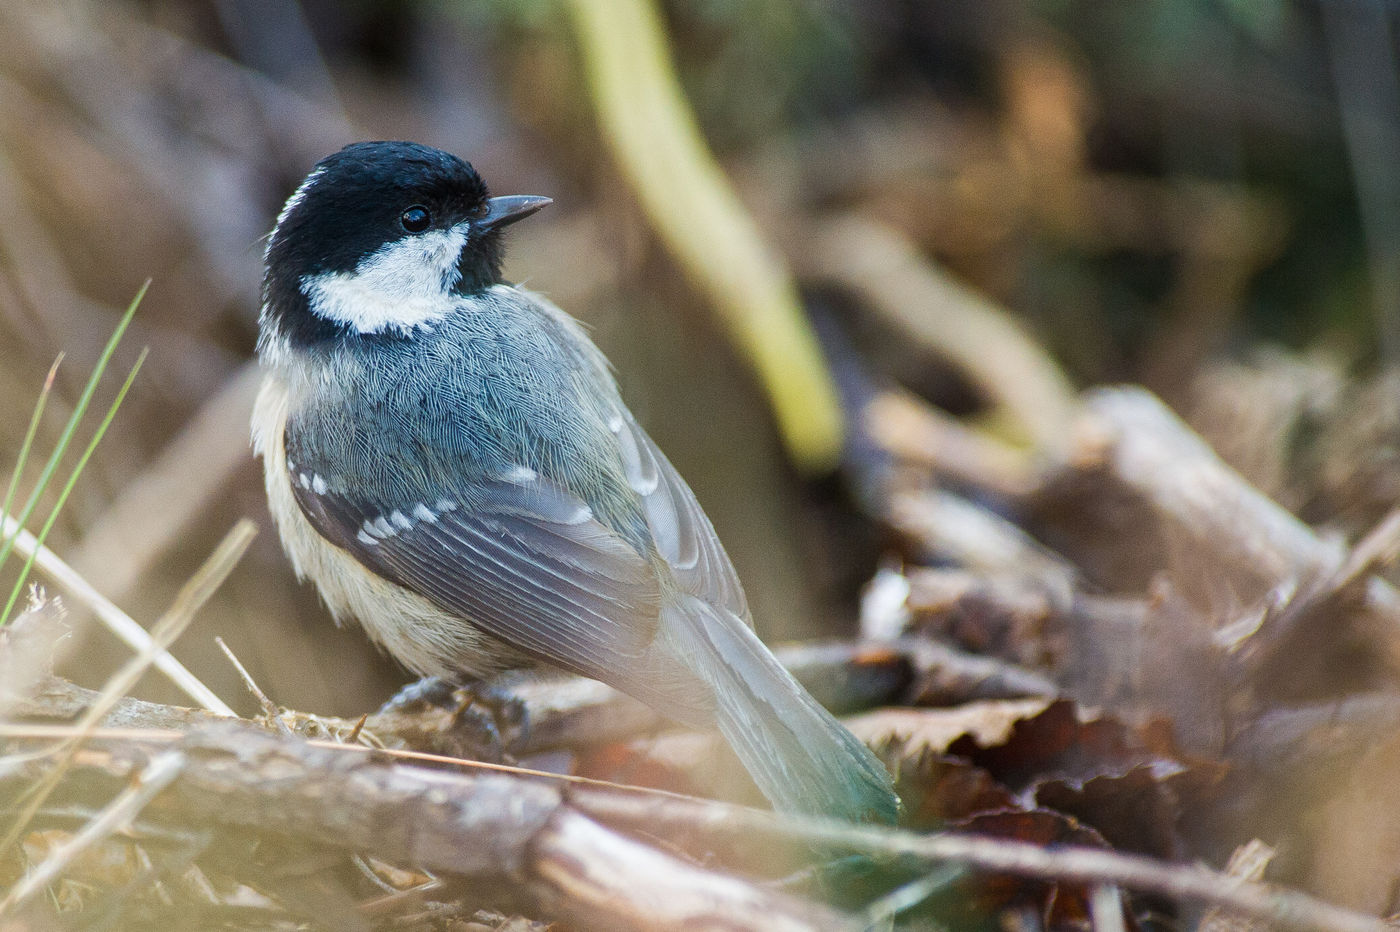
[478,195,552,232]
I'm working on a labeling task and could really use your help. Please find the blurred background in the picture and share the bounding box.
[1,0,1397,717]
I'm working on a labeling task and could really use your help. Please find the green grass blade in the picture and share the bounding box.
[0,354,63,538]
[0,282,147,572]
[0,348,148,627]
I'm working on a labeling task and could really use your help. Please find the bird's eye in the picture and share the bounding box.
[400,206,431,233]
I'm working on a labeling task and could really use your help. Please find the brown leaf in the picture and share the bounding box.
[845,699,1054,756]
[1035,765,1184,861]
[947,808,1112,930]
[891,752,1016,829]
[947,699,1184,791]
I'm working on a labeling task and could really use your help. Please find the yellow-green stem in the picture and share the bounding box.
[560,0,844,471]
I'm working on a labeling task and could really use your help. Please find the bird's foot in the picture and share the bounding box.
[455,681,531,758]
[378,675,459,714]
[378,676,529,763]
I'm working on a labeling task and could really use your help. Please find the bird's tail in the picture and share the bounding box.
[659,593,899,824]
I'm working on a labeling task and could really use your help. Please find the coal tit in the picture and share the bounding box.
[252,141,897,823]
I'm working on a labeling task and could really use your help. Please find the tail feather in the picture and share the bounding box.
[660,593,899,824]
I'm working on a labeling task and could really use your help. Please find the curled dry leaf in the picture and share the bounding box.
[946,809,1113,929]
[850,698,1210,880]
[0,596,67,714]
[844,698,1056,755]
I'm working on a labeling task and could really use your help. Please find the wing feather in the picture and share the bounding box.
[292,472,662,673]
[610,412,750,621]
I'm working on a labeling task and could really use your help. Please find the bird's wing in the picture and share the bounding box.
[610,411,751,622]
[287,458,676,684]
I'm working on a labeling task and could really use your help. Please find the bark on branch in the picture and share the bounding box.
[2,722,852,932]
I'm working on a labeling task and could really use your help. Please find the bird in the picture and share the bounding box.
[251,140,898,824]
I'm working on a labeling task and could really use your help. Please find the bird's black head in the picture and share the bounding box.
[260,141,549,350]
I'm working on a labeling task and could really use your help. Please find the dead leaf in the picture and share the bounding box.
[846,699,1054,754]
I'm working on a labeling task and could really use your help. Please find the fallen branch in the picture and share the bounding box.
[575,793,1391,932]
[1,723,850,931]
[0,520,253,854]
[1,722,1383,932]
[1027,387,1343,595]
[1026,387,1400,689]
[886,487,1078,595]
[862,391,1035,500]
[13,638,1054,762]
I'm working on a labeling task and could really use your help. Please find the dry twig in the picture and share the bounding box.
[0,748,185,915]
[1,724,852,932]
[0,721,1386,932]
[0,520,250,853]
[0,512,233,715]
[11,638,1054,760]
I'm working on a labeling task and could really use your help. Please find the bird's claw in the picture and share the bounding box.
[378,675,459,714]
[378,676,530,763]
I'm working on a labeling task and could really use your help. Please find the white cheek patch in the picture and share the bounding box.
[301,225,470,335]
